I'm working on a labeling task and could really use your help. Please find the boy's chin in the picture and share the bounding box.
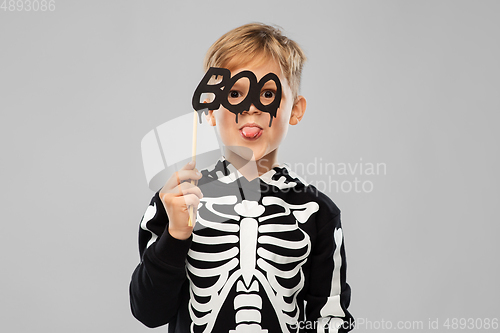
[224,145,255,160]
[224,145,275,165]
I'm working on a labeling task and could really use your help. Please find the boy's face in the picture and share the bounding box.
[206,58,306,163]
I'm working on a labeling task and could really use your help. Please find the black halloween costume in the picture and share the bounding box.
[130,157,354,332]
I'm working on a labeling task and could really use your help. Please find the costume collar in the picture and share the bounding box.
[203,156,309,190]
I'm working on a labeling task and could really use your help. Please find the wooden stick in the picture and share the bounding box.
[188,110,198,226]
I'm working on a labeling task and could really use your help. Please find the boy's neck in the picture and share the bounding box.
[223,148,280,182]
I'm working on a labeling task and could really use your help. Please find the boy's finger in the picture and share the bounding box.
[163,167,201,191]
[175,169,202,184]
[181,160,196,170]
[174,194,200,211]
[171,182,204,198]
[169,169,202,188]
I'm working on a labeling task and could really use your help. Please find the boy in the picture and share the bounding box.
[130,23,354,333]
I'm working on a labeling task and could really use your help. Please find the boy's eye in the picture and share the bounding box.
[229,90,241,98]
[261,90,275,99]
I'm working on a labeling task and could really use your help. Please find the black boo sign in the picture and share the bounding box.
[192,67,282,127]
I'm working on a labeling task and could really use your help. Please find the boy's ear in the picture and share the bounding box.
[289,95,306,125]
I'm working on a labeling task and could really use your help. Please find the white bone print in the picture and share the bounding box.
[186,195,319,333]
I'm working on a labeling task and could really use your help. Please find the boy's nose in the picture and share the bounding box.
[244,103,261,114]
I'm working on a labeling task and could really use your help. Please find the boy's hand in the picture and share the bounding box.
[159,161,203,240]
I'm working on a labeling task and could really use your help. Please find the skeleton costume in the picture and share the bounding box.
[130,156,354,333]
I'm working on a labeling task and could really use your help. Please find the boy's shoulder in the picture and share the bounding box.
[278,163,341,218]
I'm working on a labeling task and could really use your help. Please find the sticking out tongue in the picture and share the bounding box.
[241,127,261,137]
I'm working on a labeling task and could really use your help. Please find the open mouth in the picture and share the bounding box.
[239,125,263,140]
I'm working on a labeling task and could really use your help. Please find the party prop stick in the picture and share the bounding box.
[188,110,198,227]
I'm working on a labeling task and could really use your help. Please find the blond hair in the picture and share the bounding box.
[203,23,306,101]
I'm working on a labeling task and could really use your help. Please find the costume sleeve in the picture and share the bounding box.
[305,209,355,333]
[129,192,192,328]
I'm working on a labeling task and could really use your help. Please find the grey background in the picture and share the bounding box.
[1,0,498,332]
